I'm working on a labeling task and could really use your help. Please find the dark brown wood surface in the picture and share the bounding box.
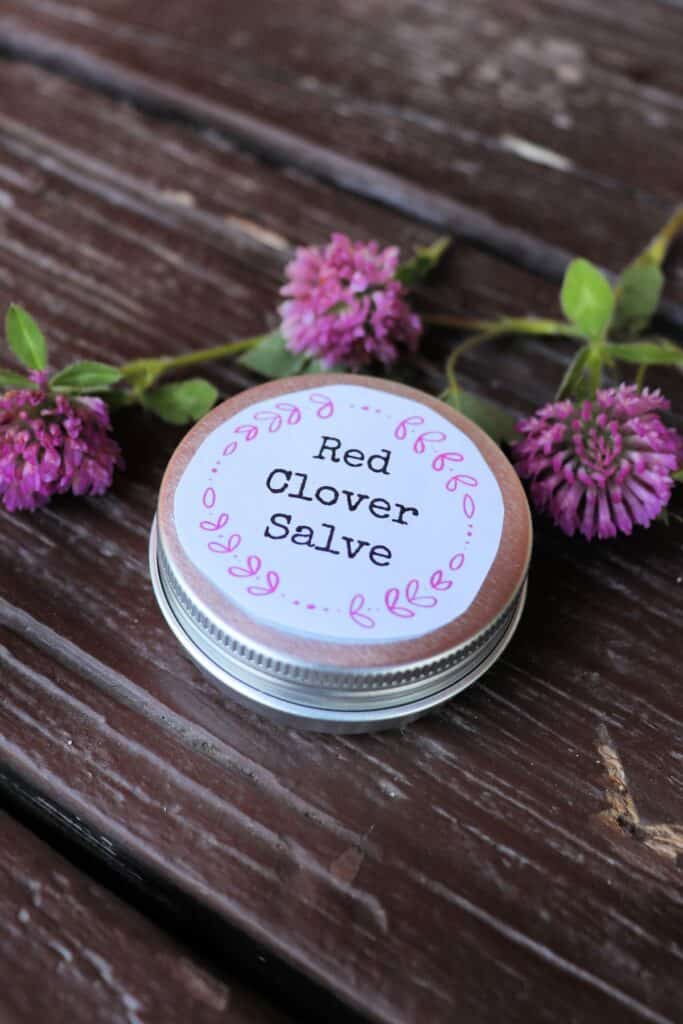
[0,5,681,1023]
[0,809,293,1023]
[1,0,683,319]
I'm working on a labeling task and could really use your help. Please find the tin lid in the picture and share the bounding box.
[151,374,532,730]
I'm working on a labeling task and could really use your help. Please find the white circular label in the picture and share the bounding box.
[174,384,504,643]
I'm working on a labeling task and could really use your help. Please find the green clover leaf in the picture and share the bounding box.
[5,304,48,371]
[142,378,218,425]
[560,259,614,343]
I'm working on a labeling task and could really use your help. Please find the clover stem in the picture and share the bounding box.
[155,333,270,373]
[119,333,272,396]
[635,205,683,268]
[425,314,584,339]
[444,328,503,394]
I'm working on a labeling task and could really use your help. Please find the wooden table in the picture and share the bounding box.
[0,3,681,1021]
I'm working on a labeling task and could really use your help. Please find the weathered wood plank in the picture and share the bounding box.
[0,59,570,413]
[1,0,682,312]
[0,59,680,1024]
[0,809,293,1023]
[2,578,682,1024]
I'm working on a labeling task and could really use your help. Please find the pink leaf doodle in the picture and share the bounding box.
[463,494,476,519]
[275,401,302,425]
[432,451,464,472]
[202,486,216,509]
[254,409,283,432]
[429,569,452,592]
[394,414,424,440]
[405,579,438,608]
[235,423,258,442]
[248,571,280,596]
[229,554,262,578]
[349,593,376,629]
[414,430,446,454]
[385,587,414,618]
[200,512,229,532]
[309,393,334,419]
[446,473,479,493]
[449,553,465,572]
[208,534,241,555]
[222,441,238,457]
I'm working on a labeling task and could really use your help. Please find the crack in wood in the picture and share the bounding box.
[596,724,683,862]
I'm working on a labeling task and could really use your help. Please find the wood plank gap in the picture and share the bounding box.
[0,25,681,330]
[0,595,369,851]
[0,767,373,1024]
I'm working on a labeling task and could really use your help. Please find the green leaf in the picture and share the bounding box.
[672,469,683,484]
[604,339,683,366]
[0,368,34,390]
[120,357,167,394]
[5,304,47,370]
[611,264,664,339]
[142,378,218,425]
[560,259,614,342]
[632,206,683,270]
[395,236,451,287]
[50,361,122,393]
[556,341,609,402]
[238,331,309,379]
[445,388,517,445]
[557,348,593,403]
[301,359,329,374]
[102,389,133,411]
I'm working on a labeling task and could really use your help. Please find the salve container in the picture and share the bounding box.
[149,374,532,733]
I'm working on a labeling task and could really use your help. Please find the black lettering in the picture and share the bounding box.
[341,536,370,560]
[264,512,291,540]
[341,490,369,513]
[369,497,391,519]
[289,471,313,501]
[314,522,341,555]
[313,436,342,463]
[369,544,392,567]
[367,448,391,475]
[343,448,364,468]
[265,468,291,494]
[291,524,315,546]
[392,503,419,526]
[315,485,339,506]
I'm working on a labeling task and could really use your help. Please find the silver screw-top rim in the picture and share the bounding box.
[150,517,527,715]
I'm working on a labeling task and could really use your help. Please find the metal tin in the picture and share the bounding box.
[149,374,532,733]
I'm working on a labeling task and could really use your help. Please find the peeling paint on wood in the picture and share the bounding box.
[597,725,683,863]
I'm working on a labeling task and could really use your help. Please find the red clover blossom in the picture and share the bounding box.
[512,384,682,541]
[0,372,123,512]
[279,233,422,369]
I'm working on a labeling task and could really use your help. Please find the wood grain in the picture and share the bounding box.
[0,809,292,1023]
[0,42,681,1024]
[1,0,683,319]
[0,58,574,414]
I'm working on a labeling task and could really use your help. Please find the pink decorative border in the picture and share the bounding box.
[193,392,485,631]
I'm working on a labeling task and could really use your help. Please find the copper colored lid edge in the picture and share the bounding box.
[157,374,532,670]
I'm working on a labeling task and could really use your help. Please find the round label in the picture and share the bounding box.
[173,384,504,643]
